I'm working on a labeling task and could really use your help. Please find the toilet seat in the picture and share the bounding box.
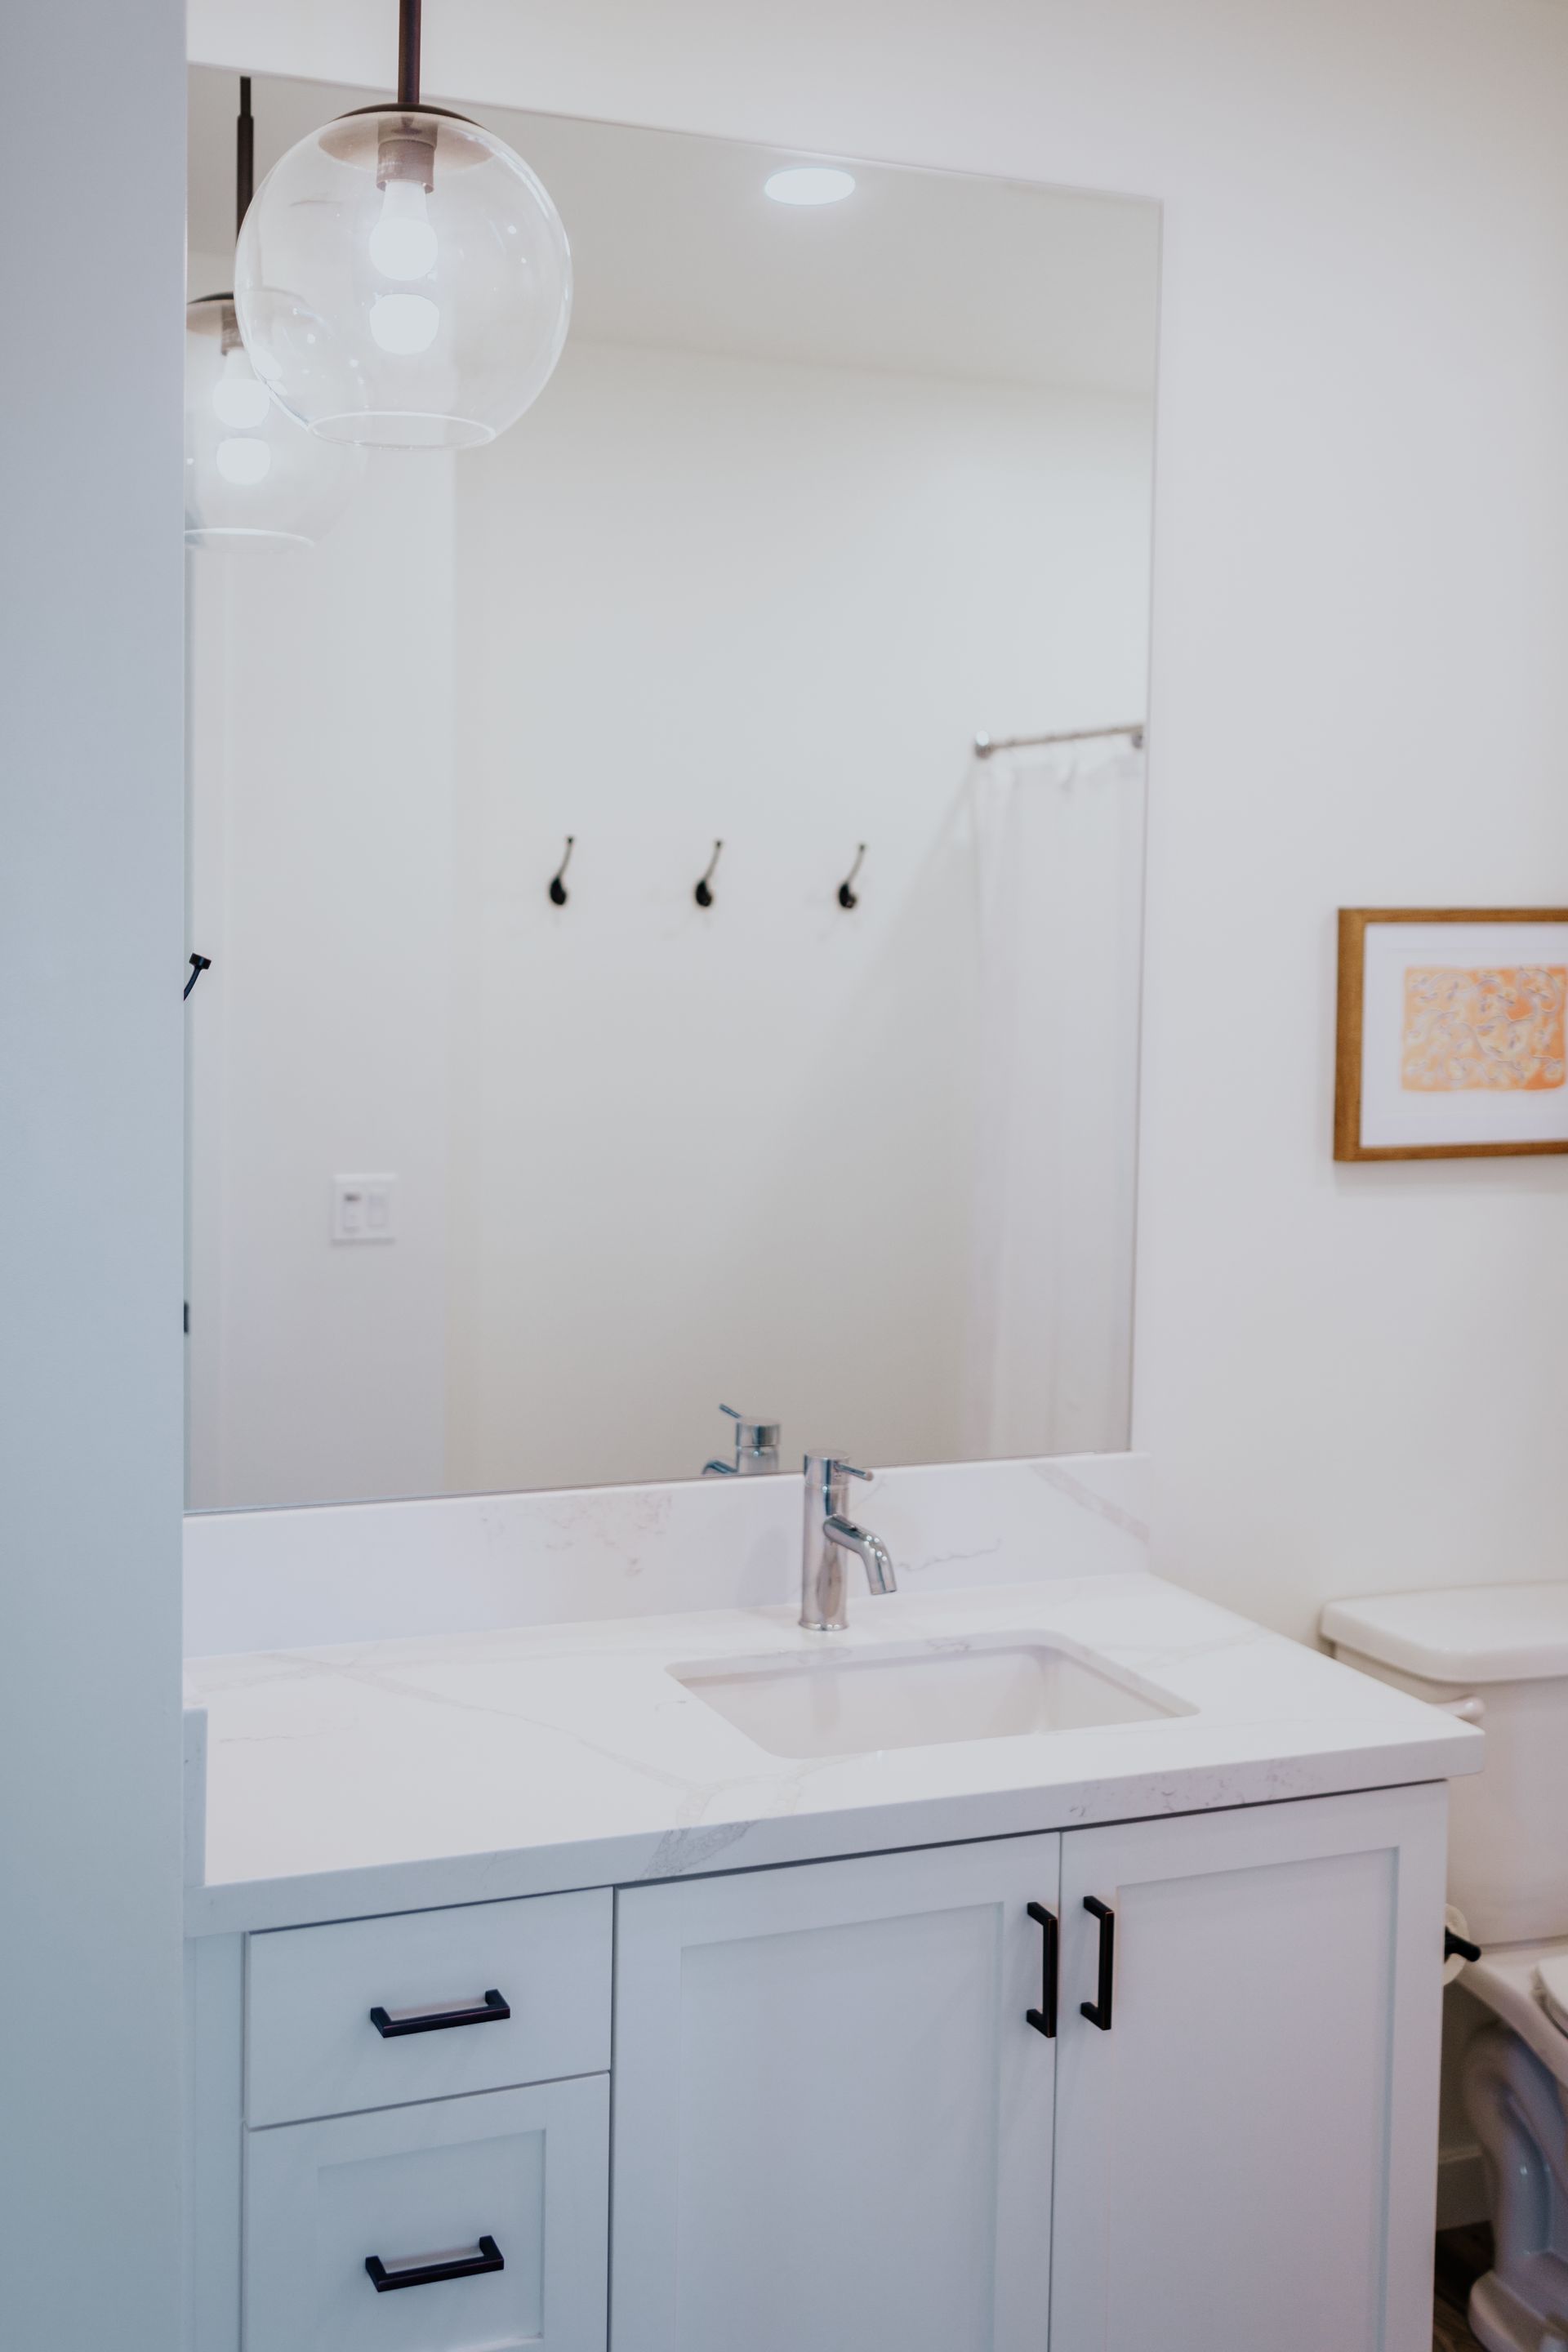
[1535,1950,1568,2038]
[1463,1937,1568,2092]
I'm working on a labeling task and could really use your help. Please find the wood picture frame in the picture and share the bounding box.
[1334,908,1568,1160]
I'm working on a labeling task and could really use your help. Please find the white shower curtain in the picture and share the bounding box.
[960,738,1145,1459]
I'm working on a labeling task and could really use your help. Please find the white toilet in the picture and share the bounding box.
[1323,1584,1568,2352]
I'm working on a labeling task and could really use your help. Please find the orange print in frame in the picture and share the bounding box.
[1401,965,1566,1094]
[1335,910,1568,1158]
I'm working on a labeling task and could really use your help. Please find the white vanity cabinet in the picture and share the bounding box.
[609,1784,1448,2352]
[190,1784,1446,2352]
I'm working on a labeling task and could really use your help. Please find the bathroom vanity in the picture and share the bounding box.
[181,1459,1479,2352]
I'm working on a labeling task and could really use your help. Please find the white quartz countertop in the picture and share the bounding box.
[184,1571,1481,1935]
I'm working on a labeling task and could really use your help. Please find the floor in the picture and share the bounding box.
[1434,2224,1493,2352]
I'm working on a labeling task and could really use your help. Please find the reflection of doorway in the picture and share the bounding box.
[182,461,457,1512]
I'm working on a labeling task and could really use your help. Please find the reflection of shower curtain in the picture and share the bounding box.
[961,740,1145,1459]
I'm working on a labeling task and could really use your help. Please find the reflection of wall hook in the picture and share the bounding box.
[548,836,575,906]
[836,844,867,911]
[184,953,212,1000]
[694,840,724,908]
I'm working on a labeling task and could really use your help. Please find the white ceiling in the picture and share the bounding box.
[189,65,1160,395]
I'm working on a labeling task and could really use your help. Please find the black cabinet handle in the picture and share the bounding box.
[369,1989,510,2038]
[366,2234,505,2292]
[1081,1897,1115,2030]
[1025,1901,1058,2038]
[1445,1926,1481,1965]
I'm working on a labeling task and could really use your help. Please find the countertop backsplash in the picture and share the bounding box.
[183,1452,1151,1658]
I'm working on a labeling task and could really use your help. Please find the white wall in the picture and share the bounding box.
[186,456,456,1508]
[189,0,1568,1628]
[448,337,1152,1491]
[0,1,186,2341]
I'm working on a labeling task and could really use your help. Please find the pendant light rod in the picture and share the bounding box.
[398,0,422,108]
[236,76,254,236]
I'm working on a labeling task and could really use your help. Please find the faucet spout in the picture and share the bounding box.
[823,1514,897,1596]
[800,1454,898,1630]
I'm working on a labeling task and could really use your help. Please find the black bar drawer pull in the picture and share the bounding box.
[369,1988,510,2038]
[365,2234,505,2292]
[1081,1897,1115,2031]
[1025,1901,1058,2038]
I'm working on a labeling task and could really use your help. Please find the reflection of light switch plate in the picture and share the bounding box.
[332,1174,397,1243]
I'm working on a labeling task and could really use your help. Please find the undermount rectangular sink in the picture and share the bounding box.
[670,1636,1191,1760]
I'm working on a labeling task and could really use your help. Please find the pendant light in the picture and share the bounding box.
[185,80,362,549]
[233,0,572,451]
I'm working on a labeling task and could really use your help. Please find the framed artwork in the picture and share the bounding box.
[1334,908,1568,1160]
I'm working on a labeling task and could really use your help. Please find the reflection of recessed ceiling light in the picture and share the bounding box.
[764,166,856,207]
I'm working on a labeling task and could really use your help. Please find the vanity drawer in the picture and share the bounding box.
[244,2074,608,2352]
[247,1890,612,2127]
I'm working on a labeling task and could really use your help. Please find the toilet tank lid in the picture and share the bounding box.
[1321,1584,1568,1682]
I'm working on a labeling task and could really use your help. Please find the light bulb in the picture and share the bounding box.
[211,346,272,430]
[369,291,440,354]
[764,166,857,207]
[214,436,273,487]
[368,178,439,280]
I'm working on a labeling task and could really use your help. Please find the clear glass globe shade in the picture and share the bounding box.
[185,298,363,549]
[233,108,572,452]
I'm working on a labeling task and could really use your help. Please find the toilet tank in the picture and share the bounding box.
[1322,1584,1568,1947]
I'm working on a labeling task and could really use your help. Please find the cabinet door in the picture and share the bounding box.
[1049,1784,1447,2352]
[244,2074,608,2352]
[612,1834,1061,2352]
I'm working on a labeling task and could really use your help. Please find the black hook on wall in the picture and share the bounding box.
[548,836,575,906]
[184,953,212,1000]
[837,844,867,911]
[694,840,724,908]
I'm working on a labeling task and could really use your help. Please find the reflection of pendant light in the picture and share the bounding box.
[233,0,572,452]
[185,80,362,550]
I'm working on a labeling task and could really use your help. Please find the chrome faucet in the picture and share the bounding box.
[703,1403,781,1478]
[800,1453,897,1631]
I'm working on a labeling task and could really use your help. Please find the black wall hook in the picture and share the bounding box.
[548,836,575,906]
[837,844,867,911]
[184,953,212,1000]
[694,840,724,908]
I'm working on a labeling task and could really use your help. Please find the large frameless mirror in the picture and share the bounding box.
[185,65,1160,1507]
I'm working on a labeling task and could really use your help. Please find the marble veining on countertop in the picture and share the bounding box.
[184,1571,1481,1936]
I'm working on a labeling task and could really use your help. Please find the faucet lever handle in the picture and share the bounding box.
[720,1403,782,1450]
[805,1452,872,1484]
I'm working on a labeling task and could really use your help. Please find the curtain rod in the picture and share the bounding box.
[973,722,1145,759]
